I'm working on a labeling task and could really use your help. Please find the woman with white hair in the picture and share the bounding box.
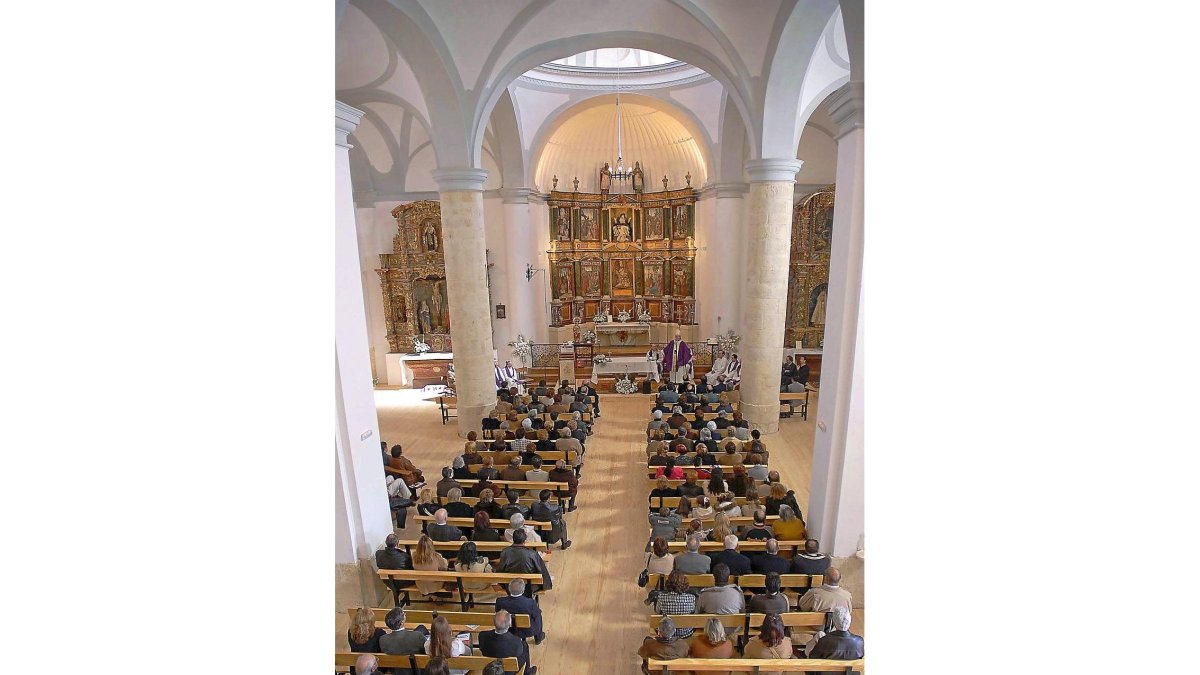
[688,616,736,666]
[503,512,542,544]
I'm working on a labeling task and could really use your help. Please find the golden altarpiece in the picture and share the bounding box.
[784,185,835,349]
[377,200,454,353]
[546,185,697,329]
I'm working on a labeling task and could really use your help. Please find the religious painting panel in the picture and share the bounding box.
[672,204,690,239]
[609,208,634,243]
[670,259,692,297]
[580,260,603,297]
[412,277,450,335]
[610,258,635,296]
[642,261,665,297]
[553,207,573,242]
[644,207,665,240]
[554,262,575,299]
[578,207,601,242]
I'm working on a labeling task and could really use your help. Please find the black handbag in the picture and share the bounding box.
[637,554,652,588]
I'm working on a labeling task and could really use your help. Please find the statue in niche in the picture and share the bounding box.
[599,162,612,192]
[645,208,664,239]
[432,281,448,331]
[417,300,433,335]
[421,219,439,252]
[673,267,688,297]
[614,261,633,289]
[555,209,572,241]
[612,213,632,242]
[580,209,599,240]
[393,295,407,323]
[632,161,645,192]
[810,285,828,325]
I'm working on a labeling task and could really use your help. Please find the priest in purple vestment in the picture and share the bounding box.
[662,332,692,384]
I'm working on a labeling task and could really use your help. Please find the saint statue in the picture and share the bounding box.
[422,221,438,251]
[431,282,446,331]
[631,161,645,192]
[599,162,612,192]
[417,300,432,335]
[613,213,632,242]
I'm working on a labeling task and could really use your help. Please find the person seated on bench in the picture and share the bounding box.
[348,606,386,660]
[388,445,425,487]
[411,535,453,599]
[436,467,462,498]
[637,616,690,675]
[530,488,571,550]
[743,613,794,673]
[708,535,752,576]
[657,383,680,404]
[496,578,546,645]
[496,527,549,581]
[728,464,754,498]
[752,538,793,575]
[746,454,769,482]
[667,407,688,431]
[718,442,744,467]
[473,489,504,520]
[740,493,763,519]
[677,471,704,499]
[452,541,495,593]
[524,456,549,482]
[649,477,681,507]
[780,375,806,416]
[654,458,684,480]
[471,510,503,542]
[451,456,473,480]
[650,569,696,637]
[461,440,484,468]
[376,533,412,571]
[696,562,745,614]
[648,506,682,549]
[749,571,790,615]
[707,512,734,544]
[791,538,833,576]
[673,534,711,574]
[806,606,864,662]
[503,513,542,545]
[798,567,852,613]
[547,460,578,512]
[554,427,582,460]
[423,656,451,675]
[691,494,715,520]
[427,509,465,542]
[765,483,802,518]
[689,617,737,664]
[380,606,430,660]
[499,456,525,482]
[772,505,806,541]
[576,381,599,417]
[415,487,440,517]
[479,610,535,675]
[568,416,589,442]
[500,489,529,520]
[444,487,474,520]
[476,456,499,481]
[473,475,500,500]
[424,614,472,675]
[743,510,774,541]
[354,653,380,675]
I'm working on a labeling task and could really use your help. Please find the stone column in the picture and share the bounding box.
[739,159,804,433]
[807,82,865,557]
[335,101,392,606]
[434,168,498,436]
[500,188,537,365]
[711,182,748,339]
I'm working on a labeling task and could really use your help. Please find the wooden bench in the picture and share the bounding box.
[389,539,547,561]
[649,495,753,510]
[644,573,824,610]
[413,514,555,535]
[473,449,579,464]
[646,465,767,478]
[376,569,547,610]
[647,658,863,673]
[346,608,531,649]
[648,612,831,649]
[335,652,525,674]
[439,396,457,425]
[779,389,812,420]
[647,453,769,466]
[436,494,560,507]
[664,539,807,557]
[643,514,780,527]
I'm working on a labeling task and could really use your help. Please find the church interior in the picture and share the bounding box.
[336,2,864,672]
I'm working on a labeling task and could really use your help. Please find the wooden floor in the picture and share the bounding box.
[352,387,855,673]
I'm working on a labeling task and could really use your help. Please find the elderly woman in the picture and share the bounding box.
[451,455,473,480]
[743,613,794,673]
[697,427,718,455]
[772,504,807,541]
[688,617,737,672]
[673,442,695,467]
[503,512,542,544]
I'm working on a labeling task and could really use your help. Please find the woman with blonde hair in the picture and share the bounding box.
[411,534,452,598]
[416,487,440,516]
[474,488,504,519]
[772,504,807,541]
[708,511,733,543]
[766,482,802,517]
[476,455,499,481]
[687,617,736,672]
[423,614,471,675]
[346,606,385,656]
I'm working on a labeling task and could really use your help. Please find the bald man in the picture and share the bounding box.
[478,609,534,675]
[798,566,853,613]
[354,654,379,675]
[426,508,464,542]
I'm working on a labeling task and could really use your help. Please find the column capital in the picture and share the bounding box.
[828,81,864,140]
[335,101,365,148]
[744,158,804,184]
[499,187,534,204]
[706,181,749,198]
[432,167,489,192]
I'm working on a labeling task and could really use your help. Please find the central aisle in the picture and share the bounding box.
[527,393,656,674]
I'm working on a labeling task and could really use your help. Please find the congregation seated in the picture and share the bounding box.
[748,571,790,615]
[524,456,549,482]
[554,426,583,458]
[751,539,793,575]
[416,488,440,517]
[473,489,505,519]
[654,458,685,480]
[740,493,764,518]
[499,489,529,519]
[791,539,833,576]
[688,617,738,665]
[743,613,794,673]
[728,465,756,498]
[773,505,807,541]
[691,495,715,520]
[412,535,453,598]
[530,488,571,550]
[649,570,696,638]
[499,456,525,482]
[715,493,742,520]
[450,456,472,480]
[388,444,425,487]
[743,510,774,541]
[471,511,504,542]
[453,541,494,593]
[376,533,412,571]
[679,472,705,499]
[461,440,484,468]
[695,562,744,614]
[705,512,735,544]
[765,482,803,518]
[503,513,542,544]
[546,460,578,511]
[649,476,682,503]
[478,609,534,675]
[496,528,550,582]
[423,614,472,672]
[443,489,474,520]
[649,506,682,546]
[708,534,752,575]
[496,578,545,644]
[476,456,499,481]
[347,607,386,659]
[797,567,852,613]
[427,508,466,542]
[805,606,864,663]
[648,536,674,575]
[673,534,712,573]
[379,606,430,660]
[746,455,770,482]
[354,653,380,675]
[637,616,690,674]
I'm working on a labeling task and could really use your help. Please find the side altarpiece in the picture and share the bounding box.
[784,185,835,349]
[378,200,453,353]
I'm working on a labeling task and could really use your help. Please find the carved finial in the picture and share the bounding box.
[552,175,558,190]
[573,176,579,191]
[685,171,692,187]
[662,175,669,190]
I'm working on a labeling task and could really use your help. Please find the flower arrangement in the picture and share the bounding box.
[592,354,612,365]
[412,337,431,354]
[507,333,533,368]
[637,310,652,323]
[716,330,741,356]
[592,311,609,324]
[616,308,632,322]
[582,329,597,343]
[615,374,638,394]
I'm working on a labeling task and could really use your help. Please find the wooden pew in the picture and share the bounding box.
[648,611,831,648]
[376,569,547,610]
[472,449,578,464]
[413,514,555,535]
[640,514,780,527]
[647,658,863,673]
[452,479,573,502]
[663,539,807,557]
[436,494,559,507]
[335,652,524,674]
[779,390,812,420]
[439,396,457,424]
[644,573,824,610]
[389,539,546,561]
[650,496,751,509]
[646,465,767,477]
[345,608,532,649]
[646,453,769,466]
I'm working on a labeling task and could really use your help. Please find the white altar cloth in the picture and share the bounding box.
[590,355,661,384]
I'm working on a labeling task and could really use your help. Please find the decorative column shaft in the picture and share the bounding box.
[434,168,497,436]
[808,82,865,557]
[500,188,536,363]
[739,159,804,433]
[711,182,748,339]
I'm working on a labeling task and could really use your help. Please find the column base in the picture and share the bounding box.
[334,558,386,612]
[741,401,780,434]
[457,403,491,437]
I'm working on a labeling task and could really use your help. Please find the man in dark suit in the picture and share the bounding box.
[576,382,599,417]
[707,534,752,575]
[378,607,428,675]
[807,606,864,665]
[374,533,411,570]
[426,509,464,542]
[478,609,535,675]
[500,489,530,519]
[529,489,571,550]
[495,578,545,644]
[750,538,792,575]
[791,538,833,575]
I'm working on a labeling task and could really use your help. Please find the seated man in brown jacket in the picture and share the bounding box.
[547,459,578,511]
[637,616,690,675]
[499,456,526,482]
